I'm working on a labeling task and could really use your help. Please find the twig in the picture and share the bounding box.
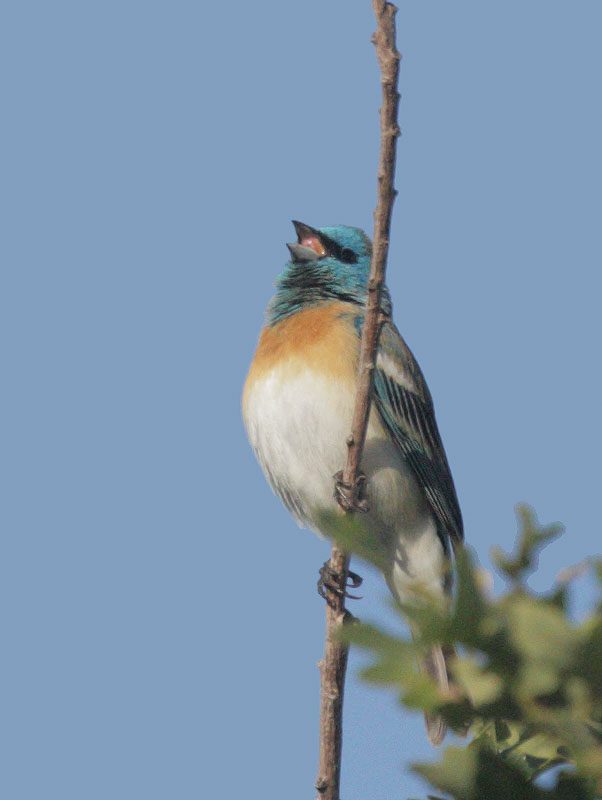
[315,549,350,799]
[338,0,401,512]
[315,3,401,799]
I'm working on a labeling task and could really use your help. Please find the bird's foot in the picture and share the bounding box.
[317,560,363,602]
[333,470,369,513]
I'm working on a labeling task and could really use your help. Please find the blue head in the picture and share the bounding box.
[267,221,386,325]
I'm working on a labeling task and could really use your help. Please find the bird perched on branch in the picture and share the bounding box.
[242,221,464,744]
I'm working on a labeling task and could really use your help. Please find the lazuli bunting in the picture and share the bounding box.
[243,221,464,744]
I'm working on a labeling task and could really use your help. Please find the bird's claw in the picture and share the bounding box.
[333,471,369,513]
[317,560,363,603]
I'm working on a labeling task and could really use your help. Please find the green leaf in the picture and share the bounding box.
[342,621,418,688]
[491,505,563,583]
[452,658,504,706]
[348,505,602,800]
[413,746,478,799]
[551,773,592,800]
[472,748,549,799]
[451,547,488,645]
[505,730,567,778]
[415,746,552,800]
[575,617,602,702]
[505,595,577,674]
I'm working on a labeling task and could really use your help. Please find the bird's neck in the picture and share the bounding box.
[266,263,366,326]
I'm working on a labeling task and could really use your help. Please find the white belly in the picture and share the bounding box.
[243,365,447,601]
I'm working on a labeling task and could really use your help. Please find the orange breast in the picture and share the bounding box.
[244,301,360,391]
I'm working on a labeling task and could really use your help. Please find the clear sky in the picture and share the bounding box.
[2,2,602,799]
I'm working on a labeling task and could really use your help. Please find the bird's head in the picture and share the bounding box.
[287,221,373,294]
[267,221,389,325]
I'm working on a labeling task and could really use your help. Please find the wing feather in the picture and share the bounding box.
[373,322,464,547]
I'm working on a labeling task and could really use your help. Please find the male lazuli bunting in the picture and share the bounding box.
[243,221,464,744]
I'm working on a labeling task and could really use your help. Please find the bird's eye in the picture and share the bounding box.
[340,247,357,264]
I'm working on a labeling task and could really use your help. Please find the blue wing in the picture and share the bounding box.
[373,321,464,548]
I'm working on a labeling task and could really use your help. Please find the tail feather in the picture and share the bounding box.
[421,645,449,745]
[421,644,469,745]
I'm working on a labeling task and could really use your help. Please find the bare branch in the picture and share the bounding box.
[315,551,351,799]
[315,4,401,799]
[337,0,400,513]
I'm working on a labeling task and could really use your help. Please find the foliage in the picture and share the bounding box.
[344,505,602,799]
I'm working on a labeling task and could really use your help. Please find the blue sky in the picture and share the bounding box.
[2,2,602,799]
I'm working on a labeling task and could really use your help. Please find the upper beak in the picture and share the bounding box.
[292,220,321,242]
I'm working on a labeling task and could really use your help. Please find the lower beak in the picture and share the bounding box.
[286,243,320,263]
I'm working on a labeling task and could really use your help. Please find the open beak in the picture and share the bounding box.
[286,220,327,262]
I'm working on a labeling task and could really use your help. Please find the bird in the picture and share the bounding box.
[242,220,464,744]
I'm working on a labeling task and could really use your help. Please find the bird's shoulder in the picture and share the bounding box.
[376,321,434,404]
